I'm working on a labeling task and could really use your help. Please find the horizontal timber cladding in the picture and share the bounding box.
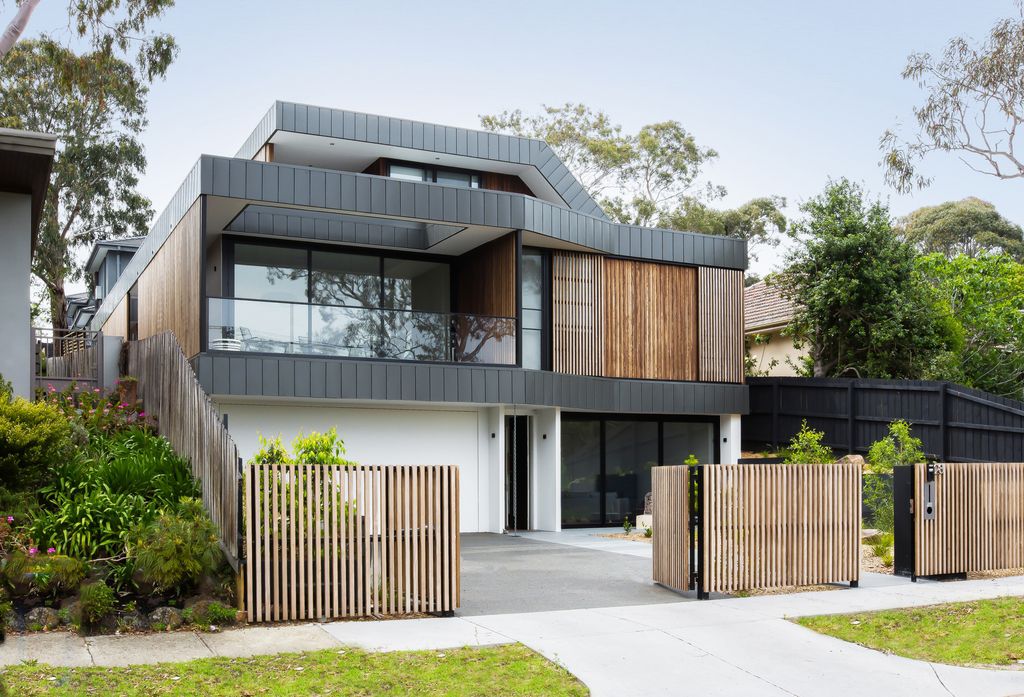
[99,295,128,340]
[552,252,603,376]
[192,355,749,415]
[652,465,690,592]
[914,463,1024,577]
[701,463,861,594]
[452,233,516,317]
[244,463,460,623]
[603,259,697,381]
[137,199,202,357]
[698,267,744,384]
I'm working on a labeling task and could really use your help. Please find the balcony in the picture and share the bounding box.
[207,297,516,365]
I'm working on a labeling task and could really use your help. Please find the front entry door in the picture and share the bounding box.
[505,415,530,530]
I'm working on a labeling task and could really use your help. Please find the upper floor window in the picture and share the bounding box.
[388,162,480,189]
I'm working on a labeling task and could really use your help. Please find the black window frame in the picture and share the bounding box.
[520,246,551,371]
[560,413,721,528]
[386,159,481,189]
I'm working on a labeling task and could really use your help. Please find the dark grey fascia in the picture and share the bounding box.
[193,353,749,416]
[91,155,748,331]
[235,101,608,220]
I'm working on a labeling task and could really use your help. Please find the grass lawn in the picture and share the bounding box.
[0,644,588,696]
[795,596,1024,666]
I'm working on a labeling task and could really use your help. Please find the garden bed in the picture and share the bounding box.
[1,380,234,637]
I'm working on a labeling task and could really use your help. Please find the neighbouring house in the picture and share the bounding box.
[67,237,146,330]
[744,280,806,377]
[87,101,748,533]
[0,128,56,398]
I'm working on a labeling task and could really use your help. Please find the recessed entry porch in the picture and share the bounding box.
[458,530,686,616]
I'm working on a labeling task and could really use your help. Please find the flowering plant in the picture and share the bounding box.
[39,379,155,436]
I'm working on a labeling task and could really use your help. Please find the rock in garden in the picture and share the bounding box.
[837,453,865,466]
[25,607,60,631]
[119,610,148,632]
[148,606,184,631]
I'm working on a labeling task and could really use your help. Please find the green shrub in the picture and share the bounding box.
[78,580,115,625]
[865,420,924,533]
[684,454,699,466]
[98,428,199,504]
[643,525,653,539]
[131,498,221,593]
[184,600,236,626]
[31,484,149,561]
[2,550,87,598]
[0,397,74,490]
[0,373,12,402]
[783,420,834,464]
[622,516,633,534]
[292,428,353,465]
[249,434,290,465]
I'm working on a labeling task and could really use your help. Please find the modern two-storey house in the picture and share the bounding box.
[90,102,748,534]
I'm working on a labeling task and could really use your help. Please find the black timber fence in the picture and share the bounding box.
[744,376,1024,463]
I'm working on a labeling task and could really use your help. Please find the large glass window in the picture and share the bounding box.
[389,165,429,182]
[560,416,717,527]
[561,420,602,526]
[521,250,546,370]
[663,421,715,466]
[382,258,450,313]
[388,162,481,189]
[311,251,380,307]
[436,170,480,189]
[233,243,307,302]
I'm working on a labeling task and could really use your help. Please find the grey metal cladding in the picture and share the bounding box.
[90,155,746,333]
[233,101,608,220]
[192,354,749,415]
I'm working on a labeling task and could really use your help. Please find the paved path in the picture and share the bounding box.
[3,574,1024,696]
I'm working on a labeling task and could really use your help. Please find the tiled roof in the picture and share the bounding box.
[744,281,795,332]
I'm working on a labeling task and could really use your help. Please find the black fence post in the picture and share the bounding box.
[893,466,915,580]
[690,464,708,600]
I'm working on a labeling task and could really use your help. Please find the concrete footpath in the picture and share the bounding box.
[2,574,1024,697]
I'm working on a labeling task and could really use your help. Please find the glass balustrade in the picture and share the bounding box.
[207,297,516,365]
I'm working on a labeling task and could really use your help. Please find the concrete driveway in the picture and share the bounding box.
[459,532,684,616]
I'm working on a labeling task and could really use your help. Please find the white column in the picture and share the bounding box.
[719,414,742,464]
[0,193,32,399]
[482,405,505,533]
[531,407,561,531]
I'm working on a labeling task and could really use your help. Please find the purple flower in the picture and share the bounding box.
[46,547,56,554]
[28,547,37,556]
[138,411,146,418]
[5,516,12,523]
[93,388,101,393]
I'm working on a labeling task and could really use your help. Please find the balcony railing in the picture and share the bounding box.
[207,297,516,365]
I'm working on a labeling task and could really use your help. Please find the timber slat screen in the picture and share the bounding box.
[244,464,460,623]
[652,465,690,593]
[129,331,240,569]
[552,251,603,376]
[913,463,1024,578]
[702,464,861,594]
[697,267,744,384]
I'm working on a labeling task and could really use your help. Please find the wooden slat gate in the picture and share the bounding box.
[245,463,460,623]
[653,463,861,597]
[905,463,1024,578]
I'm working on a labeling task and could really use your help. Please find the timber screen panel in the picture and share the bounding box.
[603,258,697,381]
[698,267,744,383]
[552,251,602,376]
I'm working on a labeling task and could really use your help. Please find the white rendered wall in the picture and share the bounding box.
[0,193,32,398]
[217,402,496,533]
[719,414,742,464]
[531,408,560,531]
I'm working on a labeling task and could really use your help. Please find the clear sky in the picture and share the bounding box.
[22,0,1024,277]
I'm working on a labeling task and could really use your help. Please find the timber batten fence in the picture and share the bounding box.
[244,463,460,623]
[653,463,861,596]
[896,462,1024,579]
[128,332,240,569]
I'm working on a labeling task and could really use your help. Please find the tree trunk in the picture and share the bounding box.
[49,281,68,333]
